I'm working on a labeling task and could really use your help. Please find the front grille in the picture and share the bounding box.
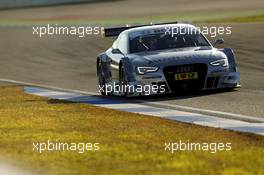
[163,64,208,92]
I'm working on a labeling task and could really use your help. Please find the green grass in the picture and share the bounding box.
[0,85,264,175]
[205,15,264,23]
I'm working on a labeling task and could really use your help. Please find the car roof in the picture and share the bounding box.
[122,23,197,35]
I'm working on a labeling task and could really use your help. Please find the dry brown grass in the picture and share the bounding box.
[0,85,263,175]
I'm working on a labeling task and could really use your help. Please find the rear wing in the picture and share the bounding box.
[102,21,178,37]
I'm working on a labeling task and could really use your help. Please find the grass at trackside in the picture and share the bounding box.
[205,15,264,23]
[0,85,264,175]
[0,9,264,26]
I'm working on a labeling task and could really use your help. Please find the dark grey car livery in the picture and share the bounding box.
[97,24,240,96]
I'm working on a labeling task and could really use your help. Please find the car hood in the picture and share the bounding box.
[128,47,227,67]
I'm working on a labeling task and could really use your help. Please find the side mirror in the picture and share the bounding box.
[112,48,122,54]
[213,38,224,47]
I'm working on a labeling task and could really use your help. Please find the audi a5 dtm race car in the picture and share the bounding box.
[97,22,240,97]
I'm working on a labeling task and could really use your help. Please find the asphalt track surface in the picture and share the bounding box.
[0,0,263,22]
[0,22,264,119]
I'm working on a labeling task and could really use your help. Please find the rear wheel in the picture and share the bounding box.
[97,61,106,96]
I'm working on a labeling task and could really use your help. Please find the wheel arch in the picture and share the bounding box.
[219,48,237,72]
[119,57,135,82]
[97,53,110,78]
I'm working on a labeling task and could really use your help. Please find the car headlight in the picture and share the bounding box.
[137,67,159,74]
[210,59,228,67]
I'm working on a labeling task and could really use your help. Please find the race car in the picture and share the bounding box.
[97,22,240,97]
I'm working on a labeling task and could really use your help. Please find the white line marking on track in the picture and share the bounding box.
[1,78,263,122]
[136,100,264,122]
[23,86,264,136]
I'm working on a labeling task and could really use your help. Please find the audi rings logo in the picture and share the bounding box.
[176,66,194,73]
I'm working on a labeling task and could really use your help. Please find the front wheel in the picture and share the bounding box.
[97,61,106,96]
[119,64,128,98]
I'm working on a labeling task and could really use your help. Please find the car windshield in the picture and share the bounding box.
[129,32,210,53]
